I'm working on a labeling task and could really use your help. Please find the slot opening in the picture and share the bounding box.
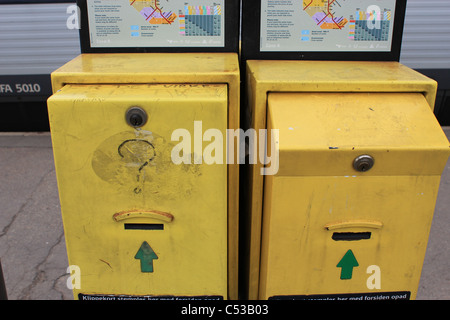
[124,223,164,230]
[332,232,371,241]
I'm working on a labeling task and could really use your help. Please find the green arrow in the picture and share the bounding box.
[135,241,158,273]
[336,250,359,280]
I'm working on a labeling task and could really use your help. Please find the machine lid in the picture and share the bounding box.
[267,92,450,176]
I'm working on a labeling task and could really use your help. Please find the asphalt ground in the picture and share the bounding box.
[0,129,449,300]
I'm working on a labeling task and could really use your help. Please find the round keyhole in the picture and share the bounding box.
[125,107,148,128]
[353,155,374,172]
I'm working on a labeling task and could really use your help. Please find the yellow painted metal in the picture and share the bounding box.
[258,91,450,300]
[51,53,240,95]
[271,92,449,177]
[245,60,442,299]
[48,84,229,299]
[49,53,240,299]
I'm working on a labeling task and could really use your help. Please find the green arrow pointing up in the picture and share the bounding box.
[337,250,359,280]
[135,241,158,273]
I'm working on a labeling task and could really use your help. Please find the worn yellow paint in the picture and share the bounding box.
[271,92,449,177]
[257,90,450,300]
[260,176,443,299]
[324,220,383,231]
[245,61,448,299]
[49,53,240,299]
[51,53,240,94]
[48,83,230,299]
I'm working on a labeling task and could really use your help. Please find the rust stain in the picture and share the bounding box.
[99,259,112,269]
[112,209,174,222]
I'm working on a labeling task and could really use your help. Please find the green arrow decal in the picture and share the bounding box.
[337,250,359,280]
[135,241,158,273]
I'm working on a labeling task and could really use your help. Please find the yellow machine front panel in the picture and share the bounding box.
[244,61,440,299]
[260,175,441,300]
[48,84,228,299]
[259,92,450,300]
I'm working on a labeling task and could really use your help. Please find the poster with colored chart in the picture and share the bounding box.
[87,0,225,48]
[260,0,396,52]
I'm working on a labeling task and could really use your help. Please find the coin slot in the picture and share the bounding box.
[124,223,164,230]
[332,232,371,241]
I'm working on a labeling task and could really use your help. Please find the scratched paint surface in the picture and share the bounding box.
[258,91,450,299]
[48,83,228,298]
[92,130,200,199]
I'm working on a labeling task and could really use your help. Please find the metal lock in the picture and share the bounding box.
[125,107,148,128]
[353,155,374,172]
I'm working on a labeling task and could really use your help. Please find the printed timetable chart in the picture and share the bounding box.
[349,9,392,41]
[179,5,222,36]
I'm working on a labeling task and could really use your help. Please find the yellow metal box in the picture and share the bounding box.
[244,60,450,300]
[47,53,240,300]
[260,92,450,300]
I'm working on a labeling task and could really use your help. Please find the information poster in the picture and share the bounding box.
[260,0,396,52]
[87,0,225,47]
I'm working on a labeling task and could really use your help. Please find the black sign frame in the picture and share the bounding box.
[241,0,407,61]
[77,0,239,53]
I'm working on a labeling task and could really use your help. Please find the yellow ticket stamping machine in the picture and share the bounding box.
[241,0,450,300]
[47,0,240,300]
